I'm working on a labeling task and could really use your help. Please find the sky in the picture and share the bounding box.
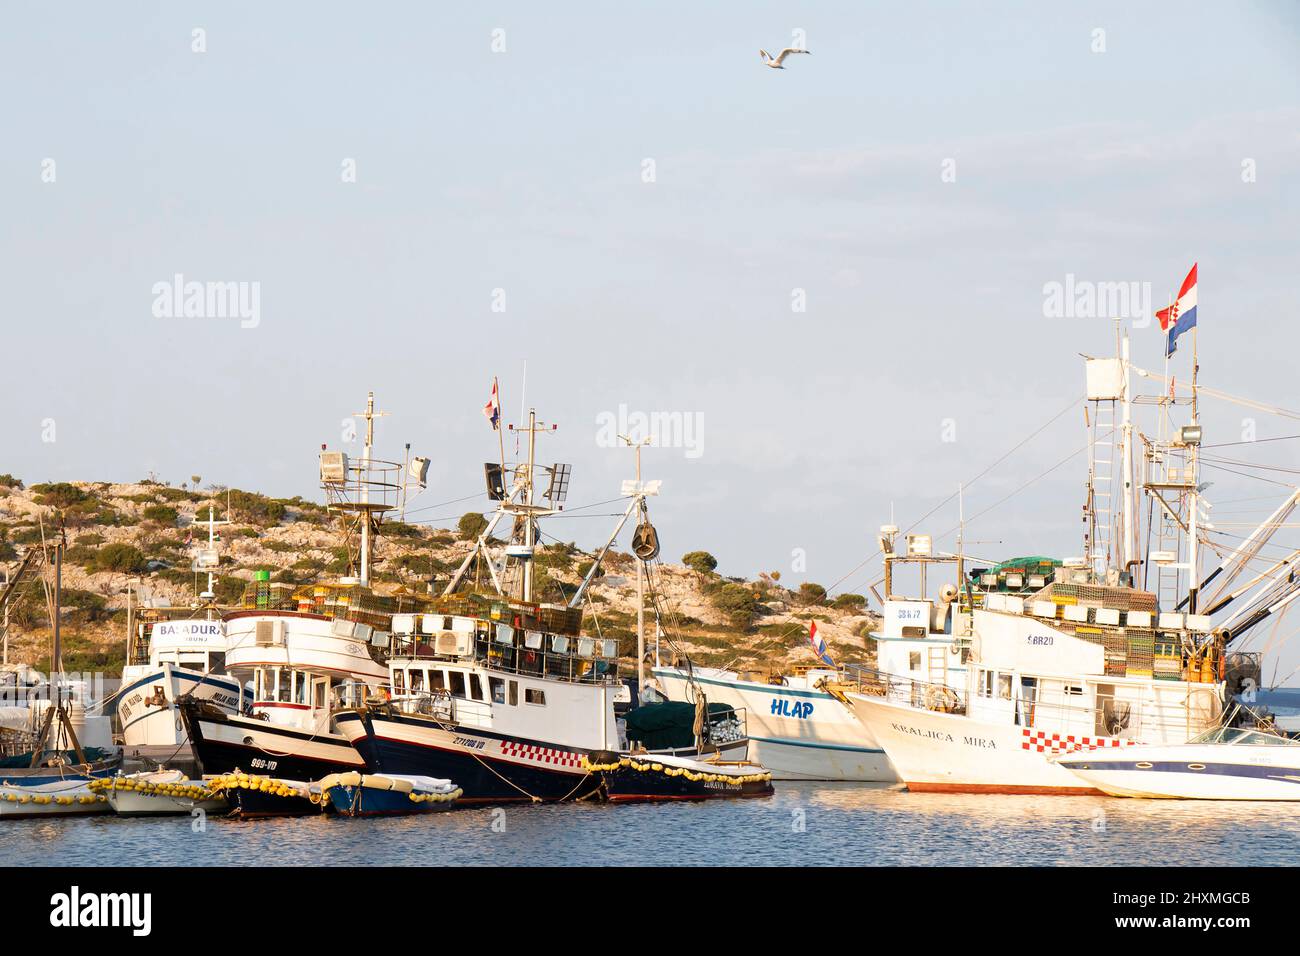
[3,3,1300,677]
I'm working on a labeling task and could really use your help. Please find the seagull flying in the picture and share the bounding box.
[759,47,811,69]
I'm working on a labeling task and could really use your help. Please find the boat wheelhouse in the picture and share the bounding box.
[847,323,1292,794]
[336,401,763,803]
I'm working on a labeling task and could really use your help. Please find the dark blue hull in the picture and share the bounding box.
[325,783,456,817]
[337,711,600,804]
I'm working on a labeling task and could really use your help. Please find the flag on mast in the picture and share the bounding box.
[482,378,501,431]
[1156,263,1198,357]
[808,620,834,667]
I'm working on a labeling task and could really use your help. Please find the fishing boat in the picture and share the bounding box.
[92,769,228,816]
[847,323,1294,794]
[336,399,766,803]
[652,664,896,781]
[319,771,460,816]
[115,508,249,753]
[582,751,773,802]
[1056,720,1300,800]
[180,393,423,816]
[0,777,109,819]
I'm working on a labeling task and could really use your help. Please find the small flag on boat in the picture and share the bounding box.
[809,621,834,667]
[1156,263,1197,357]
[483,379,501,431]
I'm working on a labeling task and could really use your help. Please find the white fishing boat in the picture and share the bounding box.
[652,664,895,781]
[1055,724,1300,800]
[94,769,228,816]
[116,508,250,750]
[180,394,426,816]
[0,777,109,819]
[848,320,1296,794]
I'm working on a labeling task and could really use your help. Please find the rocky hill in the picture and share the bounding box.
[0,476,878,677]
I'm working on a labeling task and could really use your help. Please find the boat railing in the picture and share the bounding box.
[392,633,621,686]
[844,665,1218,742]
[844,667,969,716]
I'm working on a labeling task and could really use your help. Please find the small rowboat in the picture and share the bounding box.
[0,778,111,819]
[584,751,775,802]
[320,771,462,817]
[93,770,229,816]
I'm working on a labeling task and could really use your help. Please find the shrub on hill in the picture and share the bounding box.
[682,551,718,574]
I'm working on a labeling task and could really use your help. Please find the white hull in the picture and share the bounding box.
[849,692,1120,794]
[1057,744,1300,800]
[0,780,110,818]
[655,667,895,781]
[117,664,246,748]
[101,770,229,816]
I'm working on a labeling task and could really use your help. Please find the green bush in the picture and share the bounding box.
[832,592,867,611]
[93,543,147,574]
[226,489,286,525]
[682,551,718,574]
[457,512,488,539]
[0,474,23,489]
[31,482,91,509]
[711,582,758,626]
[796,582,828,606]
[142,504,179,525]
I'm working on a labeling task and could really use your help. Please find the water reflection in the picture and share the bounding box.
[2,782,1296,866]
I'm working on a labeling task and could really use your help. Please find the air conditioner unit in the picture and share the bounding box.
[320,451,349,484]
[435,631,474,657]
[255,620,284,647]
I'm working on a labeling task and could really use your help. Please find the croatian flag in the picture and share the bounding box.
[809,621,834,667]
[482,378,500,431]
[1156,263,1197,357]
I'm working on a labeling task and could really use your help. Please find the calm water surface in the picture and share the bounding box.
[4,783,1298,866]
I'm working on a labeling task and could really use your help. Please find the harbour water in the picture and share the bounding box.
[4,782,1297,867]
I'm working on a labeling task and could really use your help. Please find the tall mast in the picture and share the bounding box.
[1187,324,1201,613]
[523,408,537,602]
[1120,329,1135,572]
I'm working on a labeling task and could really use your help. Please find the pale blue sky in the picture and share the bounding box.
[3,2,1299,674]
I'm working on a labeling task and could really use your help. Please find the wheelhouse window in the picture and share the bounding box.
[908,651,921,671]
[449,671,467,698]
[410,669,424,693]
[508,680,519,706]
[429,670,446,692]
[489,676,505,704]
[273,668,285,702]
[996,673,1013,700]
[393,669,405,695]
[525,688,546,706]
[469,674,485,702]
[294,672,310,705]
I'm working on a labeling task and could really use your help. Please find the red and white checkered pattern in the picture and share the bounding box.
[1021,728,1140,754]
[499,740,585,769]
